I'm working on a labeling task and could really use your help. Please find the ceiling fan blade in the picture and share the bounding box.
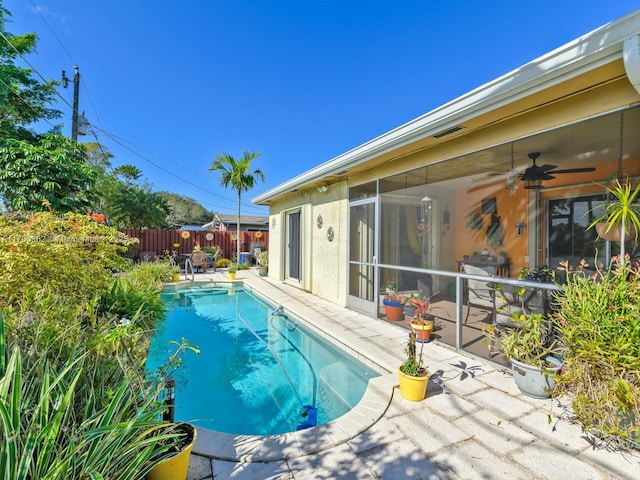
[519,171,556,181]
[538,164,557,172]
[550,167,596,174]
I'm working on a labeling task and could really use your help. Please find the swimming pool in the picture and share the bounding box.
[147,283,380,436]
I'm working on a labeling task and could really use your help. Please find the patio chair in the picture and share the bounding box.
[190,250,208,273]
[461,263,506,325]
[253,247,262,265]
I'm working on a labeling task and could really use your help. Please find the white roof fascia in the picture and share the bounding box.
[252,8,640,205]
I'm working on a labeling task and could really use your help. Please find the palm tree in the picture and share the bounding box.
[209,151,265,264]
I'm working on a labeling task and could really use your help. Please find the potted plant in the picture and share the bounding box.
[397,332,430,401]
[518,265,554,283]
[403,293,419,319]
[589,176,640,263]
[484,287,561,398]
[146,423,197,480]
[257,250,269,277]
[228,264,237,280]
[171,267,181,282]
[162,249,181,282]
[552,258,640,448]
[382,278,403,321]
[146,340,201,480]
[407,296,435,343]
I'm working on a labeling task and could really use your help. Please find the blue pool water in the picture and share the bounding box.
[147,284,380,435]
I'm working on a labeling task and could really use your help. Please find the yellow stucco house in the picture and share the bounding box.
[253,8,640,349]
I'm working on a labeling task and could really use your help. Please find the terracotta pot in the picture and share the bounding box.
[383,301,403,321]
[411,319,433,343]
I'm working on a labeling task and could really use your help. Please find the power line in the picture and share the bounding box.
[98,130,265,213]
[0,20,266,215]
[24,0,117,157]
[0,30,75,114]
[0,76,58,131]
[0,72,264,214]
[97,129,217,180]
[28,0,75,64]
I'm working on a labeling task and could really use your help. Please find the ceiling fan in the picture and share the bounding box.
[520,152,596,189]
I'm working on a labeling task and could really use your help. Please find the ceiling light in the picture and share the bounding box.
[524,178,544,189]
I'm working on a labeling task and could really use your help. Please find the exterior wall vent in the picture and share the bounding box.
[432,125,464,138]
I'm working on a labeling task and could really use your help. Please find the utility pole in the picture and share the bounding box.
[62,65,80,141]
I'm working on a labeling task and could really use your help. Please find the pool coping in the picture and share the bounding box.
[192,374,396,462]
[167,278,401,462]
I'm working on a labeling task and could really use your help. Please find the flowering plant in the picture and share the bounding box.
[382,277,402,303]
[407,291,446,325]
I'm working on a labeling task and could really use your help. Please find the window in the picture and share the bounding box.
[547,194,606,267]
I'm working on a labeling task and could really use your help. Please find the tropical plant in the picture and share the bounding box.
[0,2,62,143]
[407,290,445,324]
[258,250,269,267]
[0,344,173,479]
[552,258,640,448]
[588,177,640,263]
[159,191,215,229]
[106,180,169,228]
[0,134,97,212]
[399,332,428,377]
[483,287,558,367]
[0,305,187,480]
[382,277,402,303]
[98,276,167,333]
[0,211,132,307]
[209,151,265,263]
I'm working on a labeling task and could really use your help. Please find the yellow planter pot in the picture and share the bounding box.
[228,272,237,280]
[172,273,181,282]
[146,424,197,480]
[397,366,430,402]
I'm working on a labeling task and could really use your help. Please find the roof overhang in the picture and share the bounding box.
[253,8,640,206]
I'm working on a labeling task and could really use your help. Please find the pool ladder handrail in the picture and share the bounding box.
[184,258,195,282]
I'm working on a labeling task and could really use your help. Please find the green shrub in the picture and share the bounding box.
[124,260,175,285]
[553,258,640,448]
[216,257,231,268]
[98,279,166,335]
[0,212,194,476]
[0,211,133,307]
[0,322,177,479]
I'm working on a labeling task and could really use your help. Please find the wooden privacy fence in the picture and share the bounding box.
[119,229,269,261]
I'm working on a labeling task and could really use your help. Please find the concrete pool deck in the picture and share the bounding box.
[180,269,639,480]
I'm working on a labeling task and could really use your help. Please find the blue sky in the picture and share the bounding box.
[5,1,640,216]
